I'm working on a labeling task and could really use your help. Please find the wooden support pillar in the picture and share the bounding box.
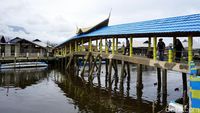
[162,69,167,106]
[100,38,102,53]
[80,53,91,78]
[130,37,133,57]
[120,60,125,83]
[153,37,157,60]
[173,37,177,59]
[137,64,143,89]
[157,68,161,91]
[105,38,108,54]
[168,47,173,63]
[82,38,84,51]
[108,59,113,88]
[148,37,151,51]
[112,37,115,55]
[105,59,108,87]
[89,38,92,52]
[162,69,167,95]
[182,72,188,111]
[97,56,102,87]
[116,38,118,53]
[75,41,77,52]
[188,36,193,65]
[96,39,98,51]
[70,43,72,53]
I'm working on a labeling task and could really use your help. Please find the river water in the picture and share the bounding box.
[0,65,186,113]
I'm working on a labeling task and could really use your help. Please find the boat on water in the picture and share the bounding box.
[0,62,48,69]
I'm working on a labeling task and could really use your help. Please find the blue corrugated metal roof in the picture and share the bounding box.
[75,14,200,38]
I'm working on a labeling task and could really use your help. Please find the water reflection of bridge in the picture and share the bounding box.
[52,68,165,113]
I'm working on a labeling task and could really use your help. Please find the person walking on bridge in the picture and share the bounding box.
[124,38,130,55]
[157,38,165,61]
[174,39,184,62]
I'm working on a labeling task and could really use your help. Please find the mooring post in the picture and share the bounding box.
[137,64,143,89]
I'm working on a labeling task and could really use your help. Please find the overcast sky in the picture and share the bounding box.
[0,0,200,44]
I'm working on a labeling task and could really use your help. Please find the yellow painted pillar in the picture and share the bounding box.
[82,39,84,51]
[96,39,98,51]
[89,38,92,52]
[105,38,108,54]
[153,37,157,60]
[75,41,77,52]
[168,48,173,63]
[112,37,115,55]
[65,46,67,55]
[100,38,102,53]
[70,43,72,53]
[116,38,118,53]
[188,36,193,65]
[130,37,133,57]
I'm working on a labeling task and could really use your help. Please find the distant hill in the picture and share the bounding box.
[8,25,30,34]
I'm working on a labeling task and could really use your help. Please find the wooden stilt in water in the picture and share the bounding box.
[105,59,108,87]
[120,60,125,83]
[162,69,167,106]
[137,64,143,89]
[66,54,74,70]
[108,59,113,88]
[157,68,161,91]
[97,56,102,87]
[182,73,188,112]
[80,53,91,78]
[89,54,100,82]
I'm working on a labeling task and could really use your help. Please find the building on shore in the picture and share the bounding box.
[0,36,52,57]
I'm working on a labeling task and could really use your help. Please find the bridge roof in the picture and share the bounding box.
[75,13,200,39]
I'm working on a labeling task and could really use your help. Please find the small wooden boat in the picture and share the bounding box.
[0,62,48,69]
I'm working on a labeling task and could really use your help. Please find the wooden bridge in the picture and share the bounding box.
[53,14,200,112]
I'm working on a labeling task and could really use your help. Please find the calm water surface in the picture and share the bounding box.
[0,65,186,113]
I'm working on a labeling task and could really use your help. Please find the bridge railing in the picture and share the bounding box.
[0,52,50,59]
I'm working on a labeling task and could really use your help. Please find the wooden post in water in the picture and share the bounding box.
[157,68,161,91]
[182,72,188,112]
[108,59,113,88]
[162,69,167,106]
[105,59,108,87]
[97,56,102,87]
[137,64,143,89]
[89,38,92,52]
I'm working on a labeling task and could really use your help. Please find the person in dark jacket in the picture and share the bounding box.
[124,38,130,55]
[174,39,184,62]
[157,38,165,61]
